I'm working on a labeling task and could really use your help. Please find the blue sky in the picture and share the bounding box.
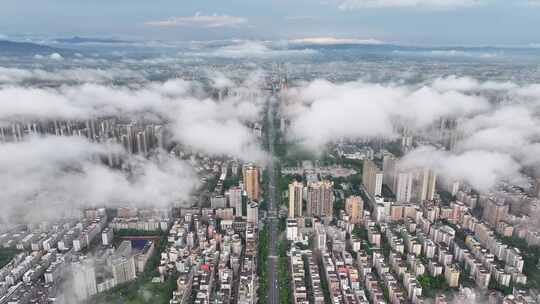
[1,0,539,46]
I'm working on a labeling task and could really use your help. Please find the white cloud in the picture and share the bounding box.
[212,42,274,57]
[283,79,489,150]
[207,70,235,89]
[431,75,518,92]
[169,73,269,162]
[195,41,317,58]
[0,136,199,223]
[49,52,64,60]
[289,37,385,45]
[393,49,499,58]
[173,119,267,162]
[400,78,540,190]
[399,86,489,126]
[337,0,483,9]
[0,76,267,162]
[400,146,524,191]
[145,13,247,28]
[284,80,398,150]
[454,105,540,175]
[512,83,540,102]
[0,67,146,85]
[0,80,194,121]
[283,75,540,190]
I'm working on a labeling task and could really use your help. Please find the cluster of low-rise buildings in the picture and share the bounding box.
[0,207,168,304]
[108,207,171,232]
[167,209,258,304]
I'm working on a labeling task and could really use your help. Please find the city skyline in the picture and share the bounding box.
[1,3,540,304]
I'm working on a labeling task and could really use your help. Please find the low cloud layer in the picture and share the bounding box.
[431,75,518,92]
[288,37,384,45]
[145,13,248,28]
[337,0,483,9]
[0,75,267,161]
[189,41,317,59]
[283,76,540,191]
[400,146,525,191]
[0,136,199,223]
[0,81,188,120]
[0,69,269,223]
[170,85,268,162]
[283,79,489,150]
[0,67,146,85]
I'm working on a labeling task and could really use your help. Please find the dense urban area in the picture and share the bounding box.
[0,68,539,304]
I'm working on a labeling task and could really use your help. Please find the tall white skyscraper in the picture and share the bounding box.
[72,261,97,301]
[247,202,259,223]
[112,257,137,284]
[393,171,413,203]
[112,241,137,284]
[228,186,243,217]
[412,168,437,202]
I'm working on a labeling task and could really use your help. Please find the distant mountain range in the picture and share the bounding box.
[0,40,62,56]
[55,36,130,44]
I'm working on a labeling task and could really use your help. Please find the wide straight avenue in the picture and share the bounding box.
[265,93,280,304]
